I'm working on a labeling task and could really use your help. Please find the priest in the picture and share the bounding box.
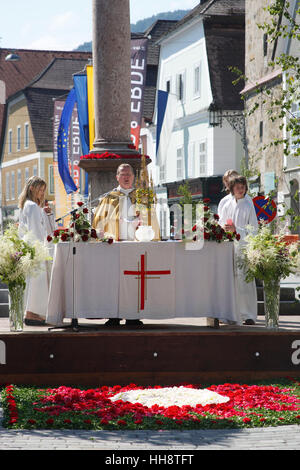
[92,163,160,326]
[92,163,160,241]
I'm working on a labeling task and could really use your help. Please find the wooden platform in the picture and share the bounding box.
[0,317,299,386]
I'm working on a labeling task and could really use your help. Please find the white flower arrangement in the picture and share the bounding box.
[110,386,229,407]
[239,222,300,282]
[0,224,51,290]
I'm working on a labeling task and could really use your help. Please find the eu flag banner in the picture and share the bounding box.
[156,90,177,166]
[57,88,78,194]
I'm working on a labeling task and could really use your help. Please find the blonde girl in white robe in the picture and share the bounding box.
[219,175,258,325]
[18,176,54,325]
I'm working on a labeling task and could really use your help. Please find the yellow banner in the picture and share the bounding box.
[86,65,95,151]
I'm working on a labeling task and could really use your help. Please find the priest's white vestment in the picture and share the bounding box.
[219,194,258,323]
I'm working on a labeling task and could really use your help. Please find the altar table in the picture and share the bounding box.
[46,241,239,325]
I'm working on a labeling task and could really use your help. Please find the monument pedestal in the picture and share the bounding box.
[79,153,150,202]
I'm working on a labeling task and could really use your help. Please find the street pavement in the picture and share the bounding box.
[0,403,299,450]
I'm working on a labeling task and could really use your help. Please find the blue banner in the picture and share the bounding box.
[74,73,89,196]
[57,87,77,194]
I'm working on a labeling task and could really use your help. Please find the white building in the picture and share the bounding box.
[146,0,246,212]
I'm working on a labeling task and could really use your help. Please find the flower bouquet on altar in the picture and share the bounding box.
[0,224,51,331]
[47,202,114,244]
[182,198,241,243]
[239,222,300,328]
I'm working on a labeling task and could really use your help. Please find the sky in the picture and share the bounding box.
[0,0,200,51]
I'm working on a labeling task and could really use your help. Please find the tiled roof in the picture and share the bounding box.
[29,58,91,90]
[204,20,245,110]
[169,0,245,32]
[0,49,92,154]
[25,58,91,152]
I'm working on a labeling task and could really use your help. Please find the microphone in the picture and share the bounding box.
[55,191,112,223]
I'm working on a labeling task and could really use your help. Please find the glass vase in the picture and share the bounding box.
[8,284,25,332]
[263,279,280,329]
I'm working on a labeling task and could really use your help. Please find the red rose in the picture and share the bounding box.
[108,238,114,244]
[214,214,219,220]
[53,229,60,237]
[204,232,210,240]
[47,235,52,242]
[236,233,241,241]
[83,208,88,213]
[61,233,68,241]
[192,225,197,232]
[204,206,209,211]
[203,198,210,203]
[77,202,84,207]
[91,229,97,238]
[81,234,89,242]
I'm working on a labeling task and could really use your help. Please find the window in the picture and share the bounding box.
[33,165,38,176]
[11,171,15,200]
[166,79,171,93]
[17,126,21,151]
[193,63,201,97]
[6,172,10,201]
[49,164,55,194]
[263,33,268,57]
[259,121,263,142]
[24,123,29,149]
[17,169,22,196]
[199,141,206,176]
[176,72,185,102]
[25,167,30,182]
[8,129,12,154]
[176,147,184,179]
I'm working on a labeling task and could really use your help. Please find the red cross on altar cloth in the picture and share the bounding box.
[119,243,176,317]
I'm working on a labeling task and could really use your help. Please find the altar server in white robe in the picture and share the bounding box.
[18,176,53,325]
[219,175,258,325]
[218,169,253,216]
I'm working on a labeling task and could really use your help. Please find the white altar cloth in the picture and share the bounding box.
[46,241,239,325]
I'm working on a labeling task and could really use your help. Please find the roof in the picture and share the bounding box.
[204,21,245,110]
[29,58,91,90]
[0,48,92,153]
[169,0,245,33]
[24,58,92,152]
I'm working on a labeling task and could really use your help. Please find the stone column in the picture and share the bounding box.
[91,0,136,154]
[79,0,143,203]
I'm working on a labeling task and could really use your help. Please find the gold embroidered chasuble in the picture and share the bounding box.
[92,189,160,241]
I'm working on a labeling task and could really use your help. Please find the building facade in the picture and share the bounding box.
[147,1,245,201]
[243,0,300,234]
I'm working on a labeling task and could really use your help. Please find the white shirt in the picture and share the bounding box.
[19,200,47,242]
[117,185,137,240]
[219,194,258,240]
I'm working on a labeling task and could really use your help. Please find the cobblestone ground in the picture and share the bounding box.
[0,414,299,450]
